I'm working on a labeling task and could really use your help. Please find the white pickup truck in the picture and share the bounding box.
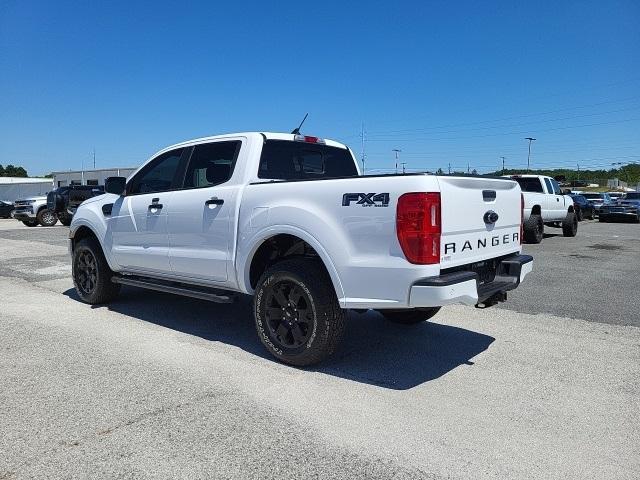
[69,132,533,365]
[508,174,577,244]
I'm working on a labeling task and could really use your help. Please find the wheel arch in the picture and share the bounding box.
[240,226,345,305]
[530,204,542,216]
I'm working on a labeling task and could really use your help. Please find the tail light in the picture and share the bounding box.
[294,134,325,144]
[396,192,441,264]
[520,193,524,244]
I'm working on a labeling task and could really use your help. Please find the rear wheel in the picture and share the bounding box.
[562,212,578,237]
[72,237,120,304]
[379,307,441,325]
[37,208,58,227]
[254,258,344,366]
[524,214,544,244]
[58,213,72,226]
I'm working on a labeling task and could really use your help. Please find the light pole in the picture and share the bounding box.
[501,156,506,175]
[525,137,536,172]
[393,149,402,174]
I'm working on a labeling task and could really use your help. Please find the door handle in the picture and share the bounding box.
[557,198,560,202]
[148,203,163,211]
[205,198,224,206]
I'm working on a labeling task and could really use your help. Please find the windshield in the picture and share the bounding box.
[258,140,358,180]
[582,193,603,199]
[512,177,543,193]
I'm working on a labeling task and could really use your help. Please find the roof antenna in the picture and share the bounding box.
[291,113,309,135]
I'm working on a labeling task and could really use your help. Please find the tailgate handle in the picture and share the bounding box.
[482,190,496,202]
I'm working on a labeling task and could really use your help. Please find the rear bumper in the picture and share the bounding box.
[409,254,533,307]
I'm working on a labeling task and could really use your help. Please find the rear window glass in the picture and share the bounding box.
[582,193,603,199]
[258,140,358,180]
[512,177,543,193]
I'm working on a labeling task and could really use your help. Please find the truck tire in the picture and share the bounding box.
[36,208,58,227]
[22,220,38,227]
[72,237,121,304]
[562,212,578,237]
[254,258,345,367]
[575,207,583,221]
[58,213,72,226]
[523,214,544,244]
[379,307,441,325]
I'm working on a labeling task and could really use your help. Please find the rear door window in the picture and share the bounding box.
[182,141,241,189]
[258,140,358,180]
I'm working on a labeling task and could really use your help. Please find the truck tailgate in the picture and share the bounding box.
[437,176,521,268]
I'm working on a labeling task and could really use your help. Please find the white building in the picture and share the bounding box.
[0,177,54,202]
[51,167,137,188]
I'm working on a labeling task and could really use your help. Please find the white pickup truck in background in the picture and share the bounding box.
[69,132,533,365]
[508,174,577,244]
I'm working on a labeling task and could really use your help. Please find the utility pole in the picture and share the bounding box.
[448,162,451,174]
[92,148,96,169]
[501,156,506,175]
[360,122,366,174]
[467,161,470,174]
[577,163,580,181]
[392,149,402,174]
[401,162,406,174]
[525,137,536,172]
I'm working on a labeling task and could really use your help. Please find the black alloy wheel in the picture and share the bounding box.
[263,280,314,351]
[75,249,98,295]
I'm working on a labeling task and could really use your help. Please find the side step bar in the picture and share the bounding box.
[112,275,235,303]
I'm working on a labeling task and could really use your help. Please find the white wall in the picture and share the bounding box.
[0,181,53,202]
[52,168,136,187]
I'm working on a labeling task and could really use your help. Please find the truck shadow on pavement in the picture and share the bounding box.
[64,287,494,390]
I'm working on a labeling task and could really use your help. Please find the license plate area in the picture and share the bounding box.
[441,255,509,285]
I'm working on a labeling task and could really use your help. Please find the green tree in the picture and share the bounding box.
[435,168,444,175]
[0,164,4,176]
[3,164,28,177]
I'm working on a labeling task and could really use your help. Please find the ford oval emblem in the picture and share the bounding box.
[483,210,499,224]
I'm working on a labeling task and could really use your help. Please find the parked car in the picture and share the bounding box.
[47,185,105,226]
[0,200,14,218]
[69,131,533,366]
[581,193,615,217]
[569,194,595,221]
[12,196,58,227]
[607,192,625,202]
[507,174,577,244]
[599,192,640,223]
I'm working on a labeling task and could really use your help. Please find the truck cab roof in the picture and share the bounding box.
[157,132,348,157]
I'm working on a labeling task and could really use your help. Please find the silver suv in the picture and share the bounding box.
[12,195,58,227]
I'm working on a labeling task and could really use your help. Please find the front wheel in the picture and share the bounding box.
[37,208,58,227]
[72,237,121,304]
[254,258,345,366]
[379,307,441,325]
[562,212,578,236]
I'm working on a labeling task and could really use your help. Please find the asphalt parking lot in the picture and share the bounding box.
[1,219,638,479]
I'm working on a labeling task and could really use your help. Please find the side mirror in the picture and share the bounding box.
[104,176,127,195]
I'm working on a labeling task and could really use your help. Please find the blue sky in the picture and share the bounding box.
[1,0,638,176]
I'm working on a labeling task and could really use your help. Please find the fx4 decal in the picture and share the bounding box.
[342,193,390,207]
